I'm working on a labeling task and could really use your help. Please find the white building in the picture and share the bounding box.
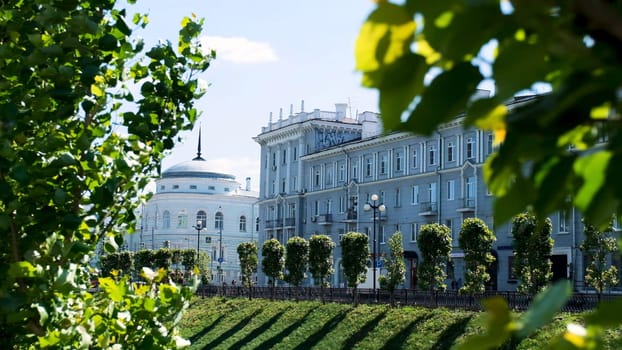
[128,131,259,284]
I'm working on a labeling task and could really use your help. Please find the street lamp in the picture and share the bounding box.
[363,193,386,300]
[193,220,204,265]
[217,206,223,284]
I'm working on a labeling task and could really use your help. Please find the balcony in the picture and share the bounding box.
[344,209,357,222]
[317,214,333,225]
[265,219,283,229]
[456,198,475,212]
[284,217,296,227]
[418,202,438,216]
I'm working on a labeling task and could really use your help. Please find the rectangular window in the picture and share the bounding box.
[467,137,475,159]
[429,182,437,203]
[282,149,287,164]
[208,185,215,190]
[366,158,373,177]
[380,225,386,243]
[395,188,401,207]
[281,178,286,193]
[380,153,387,174]
[189,185,197,190]
[412,185,419,204]
[447,180,455,200]
[326,199,332,214]
[412,149,418,168]
[293,147,298,160]
[428,145,436,165]
[410,223,419,242]
[173,185,179,189]
[396,151,403,172]
[352,161,359,180]
[314,169,320,187]
[339,164,345,182]
[339,196,346,213]
[314,201,320,216]
[487,133,493,154]
[466,176,476,199]
[326,168,333,185]
[447,141,455,162]
[559,210,570,233]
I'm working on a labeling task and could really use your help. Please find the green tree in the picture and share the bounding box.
[340,232,370,305]
[262,238,285,298]
[417,223,452,291]
[580,219,619,300]
[308,234,335,303]
[100,251,134,278]
[153,248,173,271]
[512,213,553,295]
[379,231,406,306]
[355,1,622,347]
[284,236,309,287]
[237,241,258,299]
[0,0,212,346]
[458,218,496,295]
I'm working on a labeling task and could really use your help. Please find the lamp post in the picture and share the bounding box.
[192,220,203,266]
[217,206,223,284]
[364,193,386,301]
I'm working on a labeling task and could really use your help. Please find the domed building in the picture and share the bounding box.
[127,130,258,284]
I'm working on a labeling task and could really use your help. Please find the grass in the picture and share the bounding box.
[179,297,621,349]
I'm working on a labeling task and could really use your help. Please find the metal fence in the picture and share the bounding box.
[196,285,618,312]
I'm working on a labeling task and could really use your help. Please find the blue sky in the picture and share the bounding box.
[130,1,380,191]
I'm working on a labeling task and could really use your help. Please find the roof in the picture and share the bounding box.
[161,159,236,180]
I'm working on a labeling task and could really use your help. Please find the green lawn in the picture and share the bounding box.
[179,297,619,349]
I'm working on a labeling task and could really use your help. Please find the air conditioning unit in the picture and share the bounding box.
[310,216,317,222]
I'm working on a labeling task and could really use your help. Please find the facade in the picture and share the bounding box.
[128,133,259,284]
[253,97,620,291]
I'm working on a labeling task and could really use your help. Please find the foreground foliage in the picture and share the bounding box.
[0,0,212,347]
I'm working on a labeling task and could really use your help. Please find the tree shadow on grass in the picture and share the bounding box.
[227,308,289,349]
[341,311,388,350]
[291,309,351,350]
[380,313,433,350]
[255,308,315,350]
[201,308,262,350]
[189,314,224,344]
[430,315,474,350]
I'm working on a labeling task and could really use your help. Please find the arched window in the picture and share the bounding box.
[215,211,223,230]
[162,211,170,229]
[196,210,207,229]
[239,215,247,232]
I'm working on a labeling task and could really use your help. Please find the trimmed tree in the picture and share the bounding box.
[581,219,619,300]
[379,231,406,305]
[309,235,335,287]
[340,232,370,305]
[459,218,496,295]
[512,213,553,294]
[418,223,452,291]
[285,236,309,287]
[262,238,285,299]
[237,242,258,299]
[100,251,134,278]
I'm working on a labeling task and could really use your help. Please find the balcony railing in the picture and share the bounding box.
[317,214,333,225]
[418,202,438,216]
[457,197,475,212]
[284,218,296,227]
[345,209,357,221]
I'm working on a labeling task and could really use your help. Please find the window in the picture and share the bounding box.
[281,178,286,193]
[239,216,247,232]
[508,256,517,280]
[326,199,332,214]
[326,168,333,185]
[162,211,170,229]
[559,210,570,233]
[190,185,197,190]
[288,203,296,218]
[380,225,386,243]
[380,153,387,174]
[447,141,455,162]
[272,152,276,167]
[224,187,230,192]
[271,181,276,195]
[173,185,179,189]
[215,212,223,230]
[282,149,287,164]
[429,182,437,203]
[428,145,436,165]
[339,196,346,213]
[466,176,476,199]
[466,137,475,159]
[160,185,165,190]
[395,188,401,207]
[366,158,373,177]
[412,185,419,204]
[487,133,494,154]
[314,169,320,187]
[208,186,215,190]
[412,149,418,168]
[196,210,207,228]
[410,223,419,242]
[293,147,298,160]
[447,180,455,200]
[177,212,187,228]
[314,201,320,216]
[446,219,456,245]
[256,217,260,232]
[352,161,359,180]
[395,151,403,172]
[339,164,345,182]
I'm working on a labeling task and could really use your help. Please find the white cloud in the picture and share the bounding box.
[201,36,278,64]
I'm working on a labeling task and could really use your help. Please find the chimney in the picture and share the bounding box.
[245,177,251,191]
[335,103,347,121]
